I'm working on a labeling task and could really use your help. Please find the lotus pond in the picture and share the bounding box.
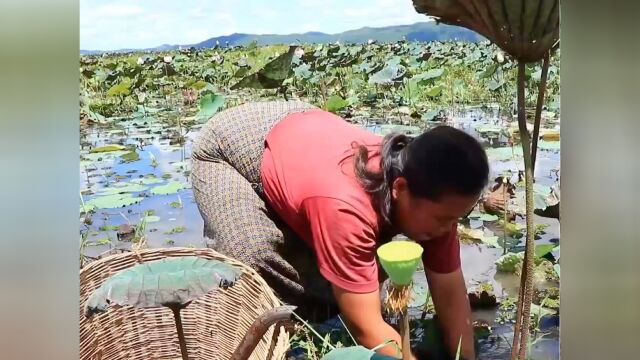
[80,41,560,359]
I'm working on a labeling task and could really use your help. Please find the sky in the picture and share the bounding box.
[80,0,433,50]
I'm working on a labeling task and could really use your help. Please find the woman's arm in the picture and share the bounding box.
[332,285,416,359]
[425,267,475,360]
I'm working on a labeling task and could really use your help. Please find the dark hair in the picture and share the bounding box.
[354,125,489,225]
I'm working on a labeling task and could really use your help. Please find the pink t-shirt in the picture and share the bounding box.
[260,109,460,293]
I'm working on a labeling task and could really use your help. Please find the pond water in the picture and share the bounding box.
[79,105,560,359]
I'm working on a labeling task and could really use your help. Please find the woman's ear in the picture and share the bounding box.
[391,177,408,201]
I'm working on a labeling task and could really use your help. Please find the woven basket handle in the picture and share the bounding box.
[230,305,297,360]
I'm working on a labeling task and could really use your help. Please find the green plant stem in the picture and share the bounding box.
[400,310,411,360]
[530,53,550,175]
[502,179,508,255]
[169,305,189,360]
[510,61,537,360]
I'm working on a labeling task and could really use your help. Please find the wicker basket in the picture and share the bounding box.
[79,247,291,360]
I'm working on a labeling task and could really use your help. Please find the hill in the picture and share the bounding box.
[80,21,483,54]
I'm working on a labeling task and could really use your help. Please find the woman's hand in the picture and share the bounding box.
[332,285,417,359]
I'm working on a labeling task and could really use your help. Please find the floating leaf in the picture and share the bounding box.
[231,46,297,89]
[487,79,505,91]
[368,124,422,136]
[82,150,130,162]
[97,183,147,195]
[171,161,191,170]
[485,146,524,161]
[475,124,504,134]
[368,65,406,85]
[535,244,556,259]
[421,109,441,122]
[478,63,498,79]
[530,304,556,319]
[164,226,186,235]
[467,211,482,219]
[538,140,560,151]
[150,181,187,195]
[106,79,132,97]
[120,151,140,163]
[142,215,160,223]
[197,93,225,120]
[321,345,397,360]
[425,86,443,97]
[131,177,164,185]
[409,284,428,308]
[85,194,143,209]
[325,95,349,113]
[481,236,502,248]
[293,63,312,79]
[85,256,242,317]
[90,144,127,153]
[480,214,499,222]
[414,68,444,84]
[495,252,524,273]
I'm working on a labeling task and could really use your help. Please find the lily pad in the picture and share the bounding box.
[120,151,140,163]
[538,140,560,151]
[425,85,443,97]
[197,93,225,120]
[90,144,127,153]
[369,124,422,136]
[495,252,524,273]
[80,160,96,169]
[414,68,444,83]
[85,256,242,317]
[421,109,442,122]
[322,346,398,360]
[85,194,144,209]
[485,146,523,161]
[535,244,556,259]
[479,214,499,222]
[82,151,130,162]
[97,183,147,195]
[475,124,504,134]
[171,161,191,170]
[325,95,349,113]
[368,65,406,85]
[131,177,164,185]
[142,215,160,223]
[150,181,187,195]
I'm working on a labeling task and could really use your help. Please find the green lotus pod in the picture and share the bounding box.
[377,240,423,286]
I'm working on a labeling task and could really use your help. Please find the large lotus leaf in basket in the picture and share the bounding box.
[85,256,242,317]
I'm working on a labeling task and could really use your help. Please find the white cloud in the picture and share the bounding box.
[80,0,435,50]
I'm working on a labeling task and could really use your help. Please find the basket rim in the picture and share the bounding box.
[79,247,291,360]
[80,247,284,307]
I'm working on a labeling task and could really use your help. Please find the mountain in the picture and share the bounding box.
[80,22,483,55]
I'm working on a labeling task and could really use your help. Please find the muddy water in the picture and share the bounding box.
[79,106,560,359]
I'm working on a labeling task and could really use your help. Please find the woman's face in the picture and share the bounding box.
[391,177,479,242]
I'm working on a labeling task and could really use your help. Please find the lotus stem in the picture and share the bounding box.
[384,284,412,359]
[510,62,537,360]
[531,53,551,174]
[169,304,189,360]
[400,310,411,360]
